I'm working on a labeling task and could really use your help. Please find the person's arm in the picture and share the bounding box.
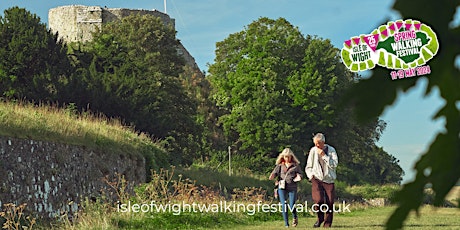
[305,148,314,180]
[293,165,303,182]
[322,146,338,169]
[269,164,280,180]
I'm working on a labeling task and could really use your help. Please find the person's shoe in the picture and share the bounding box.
[292,218,298,227]
[313,221,322,228]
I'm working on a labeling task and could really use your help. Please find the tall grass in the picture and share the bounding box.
[50,166,457,230]
[344,184,400,200]
[50,167,281,230]
[0,100,167,168]
[174,165,274,196]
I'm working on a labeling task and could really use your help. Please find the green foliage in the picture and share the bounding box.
[0,7,71,101]
[338,146,403,185]
[180,65,225,164]
[66,14,202,165]
[345,184,400,200]
[209,18,309,160]
[341,0,460,229]
[208,17,403,184]
[175,165,273,194]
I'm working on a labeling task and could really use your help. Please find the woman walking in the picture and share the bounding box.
[269,148,303,227]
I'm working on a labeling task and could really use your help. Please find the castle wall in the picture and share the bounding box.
[0,136,145,219]
[49,5,103,43]
[103,8,174,27]
[48,5,197,69]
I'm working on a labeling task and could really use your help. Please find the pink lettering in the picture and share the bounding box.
[394,30,416,42]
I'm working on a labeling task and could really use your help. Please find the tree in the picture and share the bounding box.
[67,14,201,165]
[342,0,460,229]
[179,65,225,162]
[208,17,403,182]
[0,7,71,101]
[209,17,307,170]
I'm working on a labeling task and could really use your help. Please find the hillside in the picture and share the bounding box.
[0,101,167,169]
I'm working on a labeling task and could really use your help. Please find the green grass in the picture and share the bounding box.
[345,184,400,199]
[174,165,274,195]
[55,169,459,230]
[57,204,459,229]
[231,205,460,230]
[0,101,167,169]
[113,211,281,230]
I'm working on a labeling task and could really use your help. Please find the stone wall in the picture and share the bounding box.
[0,136,145,219]
[103,8,174,28]
[48,5,102,44]
[48,5,174,44]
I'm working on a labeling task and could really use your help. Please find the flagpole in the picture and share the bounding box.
[164,0,167,13]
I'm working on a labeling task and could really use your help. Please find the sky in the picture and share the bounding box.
[0,0,447,183]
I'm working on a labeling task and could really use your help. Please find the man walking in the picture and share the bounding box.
[305,133,338,228]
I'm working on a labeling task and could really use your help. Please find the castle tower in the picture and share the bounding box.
[48,5,174,43]
[48,5,198,69]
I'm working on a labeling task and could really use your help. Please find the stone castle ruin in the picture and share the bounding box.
[48,5,198,69]
[0,5,201,221]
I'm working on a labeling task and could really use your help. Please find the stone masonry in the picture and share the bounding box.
[0,136,145,219]
[48,5,198,69]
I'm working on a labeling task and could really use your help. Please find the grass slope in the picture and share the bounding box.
[0,101,167,170]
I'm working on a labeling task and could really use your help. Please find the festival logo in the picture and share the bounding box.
[340,19,439,80]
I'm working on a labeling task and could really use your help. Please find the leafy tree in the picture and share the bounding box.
[0,7,71,101]
[342,0,460,229]
[208,17,403,182]
[68,14,201,165]
[179,65,225,163]
[209,17,307,170]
